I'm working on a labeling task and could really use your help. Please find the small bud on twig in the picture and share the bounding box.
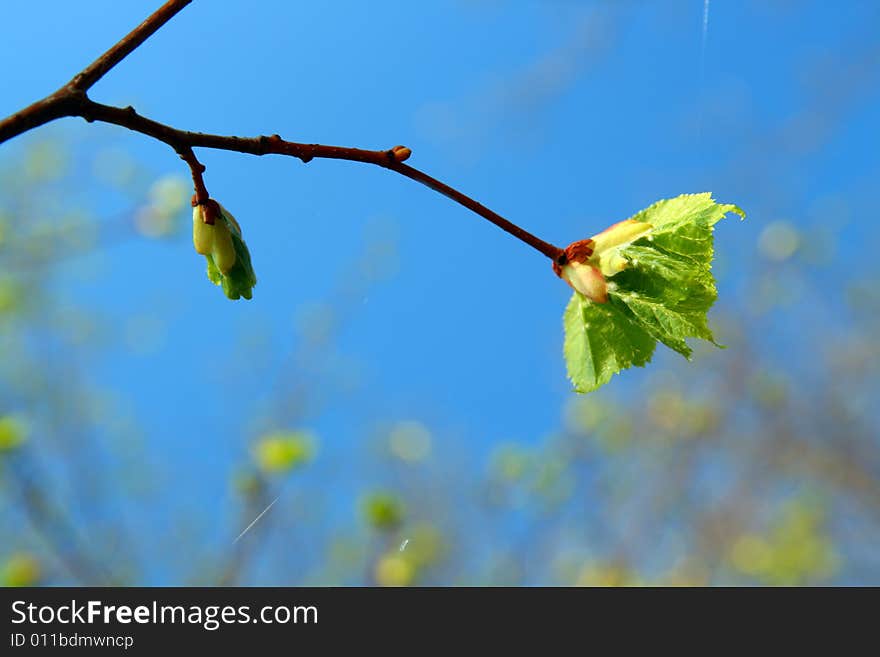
[192,200,257,300]
[390,145,412,163]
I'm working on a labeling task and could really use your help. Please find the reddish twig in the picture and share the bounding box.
[0,0,564,262]
[70,0,193,92]
[391,162,563,260]
[0,0,191,143]
[177,149,206,197]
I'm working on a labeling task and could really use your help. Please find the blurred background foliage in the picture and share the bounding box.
[1,1,878,586]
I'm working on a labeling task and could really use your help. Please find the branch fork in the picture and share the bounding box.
[0,0,565,263]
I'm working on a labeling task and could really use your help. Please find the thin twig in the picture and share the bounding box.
[178,147,210,205]
[70,0,193,92]
[0,1,564,261]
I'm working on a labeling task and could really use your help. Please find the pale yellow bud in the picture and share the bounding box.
[211,220,236,274]
[560,261,607,303]
[192,205,214,255]
[590,219,653,253]
[590,219,652,277]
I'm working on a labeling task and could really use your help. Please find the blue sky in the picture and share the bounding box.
[1,1,878,583]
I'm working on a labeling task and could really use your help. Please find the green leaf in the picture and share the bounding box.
[564,292,655,393]
[205,254,222,285]
[563,193,744,393]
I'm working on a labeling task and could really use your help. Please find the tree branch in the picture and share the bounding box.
[0,0,564,262]
[6,458,119,585]
[70,0,193,92]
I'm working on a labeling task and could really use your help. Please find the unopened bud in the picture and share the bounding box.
[192,205,214,255]
[192,200,257,301]
[211,221,236,274]
[558,261,608,303]
[391,145,412,162]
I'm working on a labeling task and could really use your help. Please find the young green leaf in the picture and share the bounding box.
[561,193,744,393]
[564,293,656,392]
